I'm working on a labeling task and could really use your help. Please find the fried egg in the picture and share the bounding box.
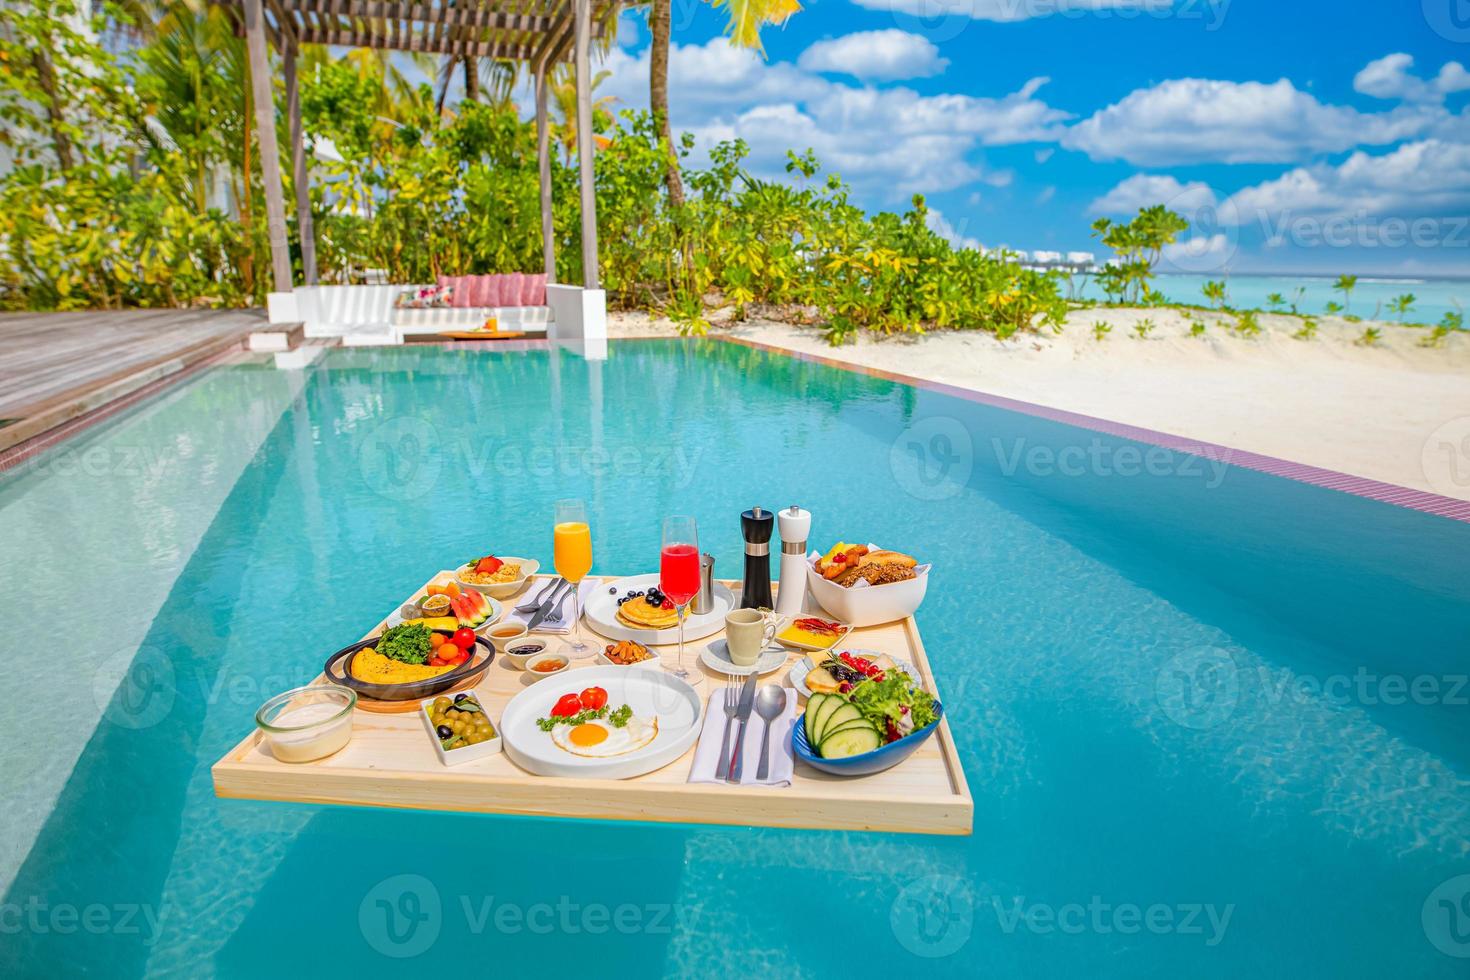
[550,715,659,757]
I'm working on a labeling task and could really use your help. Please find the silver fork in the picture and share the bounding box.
[515,576,563,614]
[715,677,741,778]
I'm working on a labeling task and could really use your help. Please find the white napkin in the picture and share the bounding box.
[503,578,600,635]
[688,686,797,786]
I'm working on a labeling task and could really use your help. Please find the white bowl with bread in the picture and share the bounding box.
[806,542,928,627]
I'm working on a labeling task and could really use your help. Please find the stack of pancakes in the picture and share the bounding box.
[616,595,680,630]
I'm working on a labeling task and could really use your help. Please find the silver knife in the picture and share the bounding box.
[727,674,758,782]
[526,578,575,631]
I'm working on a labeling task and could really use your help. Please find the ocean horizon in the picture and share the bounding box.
[1070,272,1467,325]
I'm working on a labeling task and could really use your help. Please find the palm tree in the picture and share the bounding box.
[1334,274,1357,314]
[1202,279,1227,310]
[648,0,801,207]
[1390,293,1416,323]
[551,65,616,164]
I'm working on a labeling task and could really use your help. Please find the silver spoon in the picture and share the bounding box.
[753,685,786,780]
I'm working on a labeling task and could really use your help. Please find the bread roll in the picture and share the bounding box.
[860,550,917,569]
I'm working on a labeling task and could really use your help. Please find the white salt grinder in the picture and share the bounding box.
[775,505,812,618]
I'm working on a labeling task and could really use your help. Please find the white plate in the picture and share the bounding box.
[499,665,703,779]
[788,650,915,700]
[384,593,504,632]
[582,574,736,646]
[700,639,788,677]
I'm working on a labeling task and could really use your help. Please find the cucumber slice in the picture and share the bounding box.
[802,694,831,744]
[820,719,879,742]
[818,703,863,739]
[810,694,846,743]
[820,725,883,759]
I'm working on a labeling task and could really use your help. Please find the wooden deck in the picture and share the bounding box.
[0,308,264,452]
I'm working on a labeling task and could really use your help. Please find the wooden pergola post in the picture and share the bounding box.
[243,0,293,294]
[573,0,598,289]
[535,63,555,283]
[283,41,317,285]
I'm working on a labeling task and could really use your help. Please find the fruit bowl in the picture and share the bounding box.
[806,564,929,627]
[791,703,943,777]
[456,557,539,600]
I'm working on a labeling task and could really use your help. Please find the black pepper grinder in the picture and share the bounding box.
[740,506,774,609]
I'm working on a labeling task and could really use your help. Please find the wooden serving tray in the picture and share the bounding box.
[212,573,973,835]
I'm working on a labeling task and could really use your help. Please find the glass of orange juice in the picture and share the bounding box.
[553,498,593,655]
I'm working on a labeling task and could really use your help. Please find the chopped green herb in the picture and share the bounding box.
[377,623,433,664]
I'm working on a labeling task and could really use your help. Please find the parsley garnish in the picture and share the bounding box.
[535,703,635,731]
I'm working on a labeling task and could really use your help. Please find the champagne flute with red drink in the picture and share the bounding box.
[660,516,701,683]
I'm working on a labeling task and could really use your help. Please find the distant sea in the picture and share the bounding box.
[1071,273,1468,325]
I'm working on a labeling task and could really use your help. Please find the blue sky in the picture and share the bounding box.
[582,0,1470,277]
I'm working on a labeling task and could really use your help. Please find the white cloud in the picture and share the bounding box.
[1353,53,1470,104]
[593,39,1067,199]
[1222,139,1470,221]
[1090,174,1217,214]
[926,208,980,249]
[1063,77,1436,165]
[798,30,948,82]
[849,0,1174,23]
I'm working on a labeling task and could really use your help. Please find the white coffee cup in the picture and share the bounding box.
[725,609,776,666]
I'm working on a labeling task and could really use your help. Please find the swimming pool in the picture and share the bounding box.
[2,339,1467,976]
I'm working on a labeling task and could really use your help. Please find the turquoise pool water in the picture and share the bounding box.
[3,339,1469,977]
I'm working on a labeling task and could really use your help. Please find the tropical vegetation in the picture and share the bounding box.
[0,1,1460,350]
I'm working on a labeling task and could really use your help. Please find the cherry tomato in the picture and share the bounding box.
[452,628,477,649]
[447,648,470,666]
[551,693,583,717]
[579,686,608,711]
[430,633,447,648]
[427,656,446,667]
[475,555,503,574]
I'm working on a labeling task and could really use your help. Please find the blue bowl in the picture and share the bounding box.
[792,702,944,776]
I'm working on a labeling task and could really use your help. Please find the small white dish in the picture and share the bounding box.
[457,557,540,600]
[700,639,788,677]
[595,645,663,669]
[485,621,530,653]
[773,612,853,653]
[524,650,571,681]
[421,691,502,767]
[504,639,550,671]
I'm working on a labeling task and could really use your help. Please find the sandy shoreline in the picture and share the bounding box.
[608,307,1470,503]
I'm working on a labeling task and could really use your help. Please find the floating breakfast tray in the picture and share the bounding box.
[212,573,973,836]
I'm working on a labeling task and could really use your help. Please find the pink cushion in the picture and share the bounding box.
[465,275,488,307]
[523,274,547,306]
[449,276,474,308]
[485,274,508,308]
[502,273,524,307]
[436,274,450,289]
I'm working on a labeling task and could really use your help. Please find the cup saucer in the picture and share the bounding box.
[701,639,788,677]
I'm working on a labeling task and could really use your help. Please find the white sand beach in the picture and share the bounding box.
[609,308,1470,502]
